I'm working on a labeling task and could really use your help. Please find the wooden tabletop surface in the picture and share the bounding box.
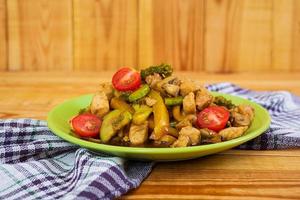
[1,71,300,200]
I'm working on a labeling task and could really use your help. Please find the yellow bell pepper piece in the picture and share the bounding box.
[132,104,153,125]
[110,97,135,114]
[172,105,186,121]
[148,90,169,140]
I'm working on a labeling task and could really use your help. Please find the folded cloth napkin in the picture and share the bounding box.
[0,83,300,200]
[207,83,300,149]
[0,120,154,200]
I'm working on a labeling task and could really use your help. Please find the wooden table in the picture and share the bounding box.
[1,71,300,199]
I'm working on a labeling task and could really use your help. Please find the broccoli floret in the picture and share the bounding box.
[78,107,90,114]
[214,96,235,109]
[140,63,173,80]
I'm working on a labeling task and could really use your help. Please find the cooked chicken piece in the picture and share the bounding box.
[170,77,181,86]
[231,112,250,127]
[99,82,114,100]
[162,83,180,97]
[90,91,110,117]
[219,126,248,141]
[180,79,202,96]
[179,126,201,145]
[155,76,178,93]
[175,118,192,130]
[231,105,255,127]
[199,128,221,144]
[199,128,217,138]
[145,73,162,88]
[183,92,196,114]
[155,135,177,147]
[238,105,255,120]
[172,126,201,147]
[195,88,214,111]
[145,97,157,107]
[175,114,197,130]
[171,135,191,147]
[180,80,195,96]
[129,122,149,145]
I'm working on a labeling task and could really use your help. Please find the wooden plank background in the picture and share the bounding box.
[74,0,138,71]
[0,0,7,70]
[0,0,300,72]
[6,0,73,71]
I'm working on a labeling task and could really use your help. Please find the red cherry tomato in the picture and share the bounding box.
[196,106,229,132]
[112,67,141,91]
[70,114,102,137]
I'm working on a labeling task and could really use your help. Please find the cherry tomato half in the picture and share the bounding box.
[196,106,230,132]
[70,113,102,137]
[112,67,141,91]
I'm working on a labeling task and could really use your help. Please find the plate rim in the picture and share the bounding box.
[47,92,271,155]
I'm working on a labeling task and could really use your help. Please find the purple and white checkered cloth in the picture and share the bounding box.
[0,83,300,200]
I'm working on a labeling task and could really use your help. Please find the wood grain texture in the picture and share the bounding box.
[7,0,73,71]
[0,71,300,199]
[205,0,300,73]
[272,0,293,71]
[291,0,300,71]
[123,150,300,199]
[74,0,138,71]
[138,0,153,69]
[139,0,204,71]
[1,0,300,72]
[0,0,7,70]
[235,0,273,72]
[205,0,273,72]
[204,0,236,72]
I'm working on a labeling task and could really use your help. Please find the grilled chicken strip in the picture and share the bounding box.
[183,92,196,114]
[172,126,201,147]
[90,91,110,118]
[219,126,248,141]
[129,122,149,145]
[195,88,214,111]
[231,105,255,127]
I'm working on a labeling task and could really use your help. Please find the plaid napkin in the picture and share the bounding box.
[207,83,300,149]
[0,83,300,200]
[0,120,153,200]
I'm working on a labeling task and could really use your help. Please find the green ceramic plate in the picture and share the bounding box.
[47,92,271,161]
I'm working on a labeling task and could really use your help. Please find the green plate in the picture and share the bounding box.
[47,92,271,161]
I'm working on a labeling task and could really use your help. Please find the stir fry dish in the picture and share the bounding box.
[70,64,255,148]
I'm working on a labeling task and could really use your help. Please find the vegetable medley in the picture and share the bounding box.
[70,64,255,148]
